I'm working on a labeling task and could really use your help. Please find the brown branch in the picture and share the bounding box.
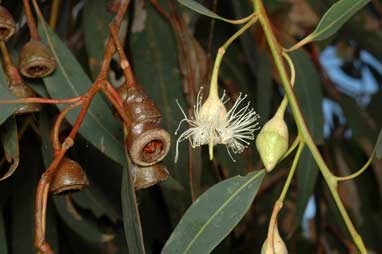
[0,97,82,105]
[100,80,132,126]
[34,81,100,253]
[109,23,137,88]
[51,102,82,151]
[96,0,130,81]
[31,0,132,252]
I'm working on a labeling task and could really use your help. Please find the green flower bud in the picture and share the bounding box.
[261,224,288,254]
[256,113,288,172]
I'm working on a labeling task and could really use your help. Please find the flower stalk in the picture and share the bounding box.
[175,16,260,162]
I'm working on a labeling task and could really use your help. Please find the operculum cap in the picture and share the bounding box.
[256,114,288,172]
[199,96,227,125]
[261,224,288,254]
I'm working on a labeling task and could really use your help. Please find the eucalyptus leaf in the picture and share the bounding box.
[0,63,19,125]
[162,170,265,254]
[121,161,145,254]
[0,116,19,181]
[307,0,370,42]
[83,0,113,78]
[36,19,125,165]
[177,0,247,24]
[375,129,382,160]
[291,49,324,144]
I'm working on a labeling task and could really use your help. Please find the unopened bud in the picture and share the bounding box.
[256,113,288,172]
[261,224,288,254]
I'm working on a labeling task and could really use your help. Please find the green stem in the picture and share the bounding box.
[337,149,376,181]
[254,1,367,253]
[209,17,258,98]
[281,135,300,161]
[279,142,304,202]
[274,97,288,118]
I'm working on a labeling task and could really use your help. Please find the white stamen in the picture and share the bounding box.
[174,89,260,162]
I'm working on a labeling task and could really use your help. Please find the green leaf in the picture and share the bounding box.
[28,79,50,98]
[162,170,265,254]
[307,0,370,42]
[0,64,19,125]
[375,129,382,160]
[0,116,19,181]
[121,161,145,254]
[36,19,125,165]
[83,0,113,79]
[296,147,319,223]
[291,49,324,144]
[177,0,246,24]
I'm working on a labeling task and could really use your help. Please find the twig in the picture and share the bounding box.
[30,0,132,252]
[109,23,137,88]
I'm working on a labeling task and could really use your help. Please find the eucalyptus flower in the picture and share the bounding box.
[175,87,260,162]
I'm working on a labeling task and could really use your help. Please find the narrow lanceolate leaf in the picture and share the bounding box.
[291,49,324,144]
[161,170,265,254]
[307,0,370,42]
[177,0,251,24]
[121,161,145,254]
[0,64,19,125]
[0,116,19,181]
[36,19,125,165]
[83,0,113,78]
[375,128,382,160]
[177,0,227,20]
